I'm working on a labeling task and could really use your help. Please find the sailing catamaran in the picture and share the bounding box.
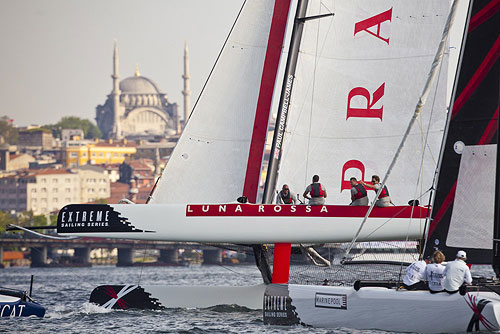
[56,0,500,331]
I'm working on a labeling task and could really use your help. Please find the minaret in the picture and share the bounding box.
[112,40,123,139]
[182,41,191,129]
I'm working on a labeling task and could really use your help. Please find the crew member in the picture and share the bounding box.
[276,184,297,204]
[303,175,327,205]
[424,250,446,293]
[349,177,368,206]
[360,175,392,207]
[442,250,472,294]
[402,258,428,290]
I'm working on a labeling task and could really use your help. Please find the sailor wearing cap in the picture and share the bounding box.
[442,250,472,294]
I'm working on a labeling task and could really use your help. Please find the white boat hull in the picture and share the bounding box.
[89,281,500,332]
[57,203,428,243]
[89,284,266,310]
[265,284,500,332]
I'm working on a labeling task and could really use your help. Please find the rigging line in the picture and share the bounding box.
[214,263,246,276]
[342,0,460,261]
[137,245,149,286]
[304,2,322,187]
[414,48,446,195]
[319,1,332,14]
[354,188,433,242]
[187,0,247,125]
[413,53,445,253]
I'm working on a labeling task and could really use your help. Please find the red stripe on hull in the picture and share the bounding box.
[242,0,292,202]
[185,204,428,219]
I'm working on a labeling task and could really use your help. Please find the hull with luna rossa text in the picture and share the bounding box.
[57,203,428,243]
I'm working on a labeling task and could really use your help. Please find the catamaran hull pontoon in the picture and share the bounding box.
[87,282,500,333]
[265,284,500,332]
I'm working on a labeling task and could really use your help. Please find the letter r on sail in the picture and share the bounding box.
[347,84,385,120]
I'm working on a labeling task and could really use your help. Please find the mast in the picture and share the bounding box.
[262,0,333,204]
[260,0,333,284]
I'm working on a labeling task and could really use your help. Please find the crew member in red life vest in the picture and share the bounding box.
[276,184,297,204]
[303,175,327,205]
[360,175,393,207]
[349,177,368,206]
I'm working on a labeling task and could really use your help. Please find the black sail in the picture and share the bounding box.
[424,0,500,264]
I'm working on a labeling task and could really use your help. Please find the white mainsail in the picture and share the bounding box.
[276,0,463,207]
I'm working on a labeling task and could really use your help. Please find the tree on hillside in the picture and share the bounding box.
[44,116,102,140]
[0,116,18,144]
[0,210,15,233]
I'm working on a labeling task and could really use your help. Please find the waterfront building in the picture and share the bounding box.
[18,128,55,151]
[72,165,111,203]
[61,129,84,142]
[0,149,35,171]
[0,169,79,215]
[61,139,136,167]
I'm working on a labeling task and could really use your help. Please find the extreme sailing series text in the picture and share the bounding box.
[59,210,110,228]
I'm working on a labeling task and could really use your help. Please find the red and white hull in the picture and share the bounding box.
[57,203,429,243]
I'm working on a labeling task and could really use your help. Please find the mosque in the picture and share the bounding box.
[96,42,191,140]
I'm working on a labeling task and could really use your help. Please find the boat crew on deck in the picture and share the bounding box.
[360,175,392,207]
[303,175,327,205]
[424,250,446,293]
[442,250,472,294]
[276,184,297,204]
[402,258,428,290]
[349,177,368,206]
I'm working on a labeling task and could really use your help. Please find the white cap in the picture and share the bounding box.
[456,250,467,259]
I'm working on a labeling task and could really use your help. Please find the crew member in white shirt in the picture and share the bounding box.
[424,250,446,293]
[402,258,427,290]
[442,250,472,294]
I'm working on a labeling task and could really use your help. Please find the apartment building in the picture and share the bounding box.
[62,139,136,167]
[73,165,111,203]
[0,169,79,215]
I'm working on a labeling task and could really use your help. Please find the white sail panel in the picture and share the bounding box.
[151,0,282,204]
[447,145,495,249]
[277,0,454,206]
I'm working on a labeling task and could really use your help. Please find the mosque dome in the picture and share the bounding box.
[119,75,162,95]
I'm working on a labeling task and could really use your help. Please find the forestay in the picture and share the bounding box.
[275,0,460,207]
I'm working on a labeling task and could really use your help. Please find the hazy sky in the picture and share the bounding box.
[0,0,244,126]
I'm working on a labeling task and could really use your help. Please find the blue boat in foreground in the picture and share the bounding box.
[0,280,45,318]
